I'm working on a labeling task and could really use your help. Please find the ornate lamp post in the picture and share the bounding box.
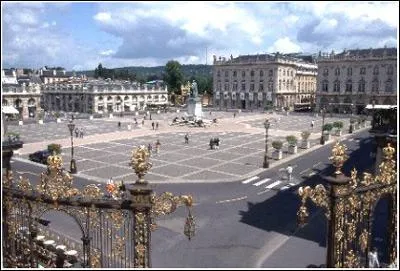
[320,107,326,145]
[263,119,270,168]
[67,120,77,174]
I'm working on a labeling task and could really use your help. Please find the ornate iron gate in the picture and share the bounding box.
[297,142,397,267]
[2,146,195,268]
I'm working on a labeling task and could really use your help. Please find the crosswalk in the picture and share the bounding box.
[242,176,297,192]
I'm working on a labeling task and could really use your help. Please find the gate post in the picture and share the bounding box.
[127,183,153,268]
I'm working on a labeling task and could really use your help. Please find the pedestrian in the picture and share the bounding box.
[311,120,314,129]
[287,164,293,182]
[368,247,380,268]
[155,139,161,155]
[152,122,155,130]
[156,122,159,130]
[142,119,145,126]
[118,121,121,128]
[233,112,236,118]
[150,114,152,120]
[75,127,79,138]
[209,111,212,115]
[184,133,189,144]
[80,127,84,138]
[147,143,153,155]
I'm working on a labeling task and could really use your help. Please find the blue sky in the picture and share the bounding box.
[2,1,398,71]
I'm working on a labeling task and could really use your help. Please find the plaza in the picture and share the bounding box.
[12,110,353,186]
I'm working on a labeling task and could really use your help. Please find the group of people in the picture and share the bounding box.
[147,140,161,155]
[151,122,159,130]
[74,127,85,138]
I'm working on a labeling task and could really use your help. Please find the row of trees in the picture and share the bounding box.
[93,61,213,95]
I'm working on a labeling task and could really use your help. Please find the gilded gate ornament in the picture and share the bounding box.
[130,145,152,183]
[297,142,397,268]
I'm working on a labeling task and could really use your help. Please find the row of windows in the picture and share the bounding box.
[217,69,275,78]
[216,81,315,92]
[322,65,394,76]
[321,79,394,93]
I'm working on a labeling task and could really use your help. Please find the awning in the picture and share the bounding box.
[365,104,397,110]
[2,105,20,114]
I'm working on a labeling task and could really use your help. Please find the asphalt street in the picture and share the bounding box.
[8,129,382,268]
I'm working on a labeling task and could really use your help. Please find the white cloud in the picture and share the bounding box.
[100,49,114,56]
[313,18,338,34]
[268,37,302,54]
[94,12,112,22]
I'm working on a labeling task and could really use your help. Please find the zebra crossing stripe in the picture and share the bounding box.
[242,176,259,184]
[280,185,290,191]
[265,180,281,189]
[253,178,271,186]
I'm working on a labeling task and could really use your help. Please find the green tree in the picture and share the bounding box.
[164,60,183,94]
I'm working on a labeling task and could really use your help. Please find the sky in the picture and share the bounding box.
[2,1,399,71]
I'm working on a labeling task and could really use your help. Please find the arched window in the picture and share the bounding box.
[345,80,352,92]
[322,80,328,92]
[335,67,340,76]
[233,81,238,91]
[269,69,273,76]
[360,67,366,75]
[323,68,329,76]
[260,70,264,77]
[250,70,255,77]
[385,79,393,92]
[217,71,221,77]
[358,79,365,92]
[268,80,274,91]
[334,80,340,92]
[242,71,246,77]
[373,65,379,75]
[225,70,229,77]
[233,71,237,77]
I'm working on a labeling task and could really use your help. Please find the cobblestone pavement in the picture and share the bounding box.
[12,110,355,183]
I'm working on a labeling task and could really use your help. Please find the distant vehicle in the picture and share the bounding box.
[29,150,51,165]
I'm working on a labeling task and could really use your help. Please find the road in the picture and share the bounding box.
[9,130,381,267]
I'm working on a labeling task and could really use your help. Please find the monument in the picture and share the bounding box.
[187,80,203,120]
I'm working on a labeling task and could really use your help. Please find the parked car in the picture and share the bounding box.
[29,150,51,165]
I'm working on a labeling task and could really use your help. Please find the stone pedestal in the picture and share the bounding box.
[288,145,298,154]
[272,150,283,160]
[187,97,203,120]
[301,140,310,149]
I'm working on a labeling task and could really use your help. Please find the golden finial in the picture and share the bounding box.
[329,141,348,175]
[47,153,63,171]
[130,145,152,184]
[383,143,395,160]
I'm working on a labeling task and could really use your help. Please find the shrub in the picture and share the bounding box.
[301,131,311,140]
[5,132,20,142]
[286,135,298,146]
[333,121,344,130]
[47,143,62,154]
[54,111,60,118]
[322,123,333,131]
[272,140,283,150]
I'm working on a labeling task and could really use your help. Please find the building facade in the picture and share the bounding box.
[41,80,169,113]
[315,47,397,114]
[212,53,317,110]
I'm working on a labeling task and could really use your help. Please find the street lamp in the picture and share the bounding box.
[263,119,270,168]
[67,120,77,174]
[320,107,326,145]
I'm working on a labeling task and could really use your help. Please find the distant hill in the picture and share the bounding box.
[76,64,213,80]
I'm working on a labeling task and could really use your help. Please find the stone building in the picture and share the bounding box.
[315,47,397,114]
[41,80,169,113]
[212,53,317,110]
[2,81,42,119]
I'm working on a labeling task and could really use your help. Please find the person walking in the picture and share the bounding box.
[311,120,315,129]
[287,164,293,182]
[147,143,153,155]
[155,122,159,130]
[155,140,161,155]
[79,127,84,138]
[368,247,380,268]
[118,121,121,129]
[152,122,155,130]
[142,119,145,126]
[184,133,189,144]
[75,127,79,138]
[233,112,236,118]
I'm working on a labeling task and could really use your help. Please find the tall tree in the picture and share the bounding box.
[164,60,183,94]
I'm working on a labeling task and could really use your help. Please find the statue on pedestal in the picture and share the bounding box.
[190,80,198,99]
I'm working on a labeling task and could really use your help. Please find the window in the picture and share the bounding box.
[334,80,340,92]
[291,71,294,77]
[241,82,246,91]
[269,69,273,76]
[347,67,352,76]
[224,83,229,91]
[233,71,237,77]
[358,79,365,92]
[345,80,352,92]
[323,68,329,76]
[268,80,274,91]
[259,81,264,91]
[250,70,255,77]
[371,79,379,93]
[260,70,264,77]
[250,83,255,91]
[385,80,393,92]
[387,65,393,75]
[279,80,281,90]
[322,80,328,92]
[335,67,340,76]
[373,65,379,75]
[360,67,366,75]
[225,70,229,77]
[217,71,221,77]
[233,81,238,91]
[242,71,246,77]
